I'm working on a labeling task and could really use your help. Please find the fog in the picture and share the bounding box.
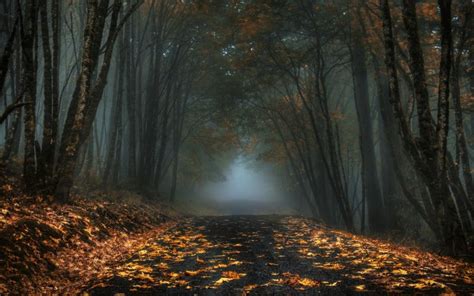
[202,156,277,202]
[197,155,299,216]
[1,0,471,254]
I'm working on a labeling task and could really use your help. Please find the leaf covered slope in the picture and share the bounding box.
[0,188,175,294]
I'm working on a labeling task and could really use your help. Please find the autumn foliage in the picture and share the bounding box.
[0,189,175,294]
[86,216,473,294]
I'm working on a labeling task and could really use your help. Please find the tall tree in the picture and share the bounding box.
[21,0,38,190]
[381,0,469,254]
[53,0,142,201]
[350,7,386,233]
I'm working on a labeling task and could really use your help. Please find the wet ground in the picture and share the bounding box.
[85,216,473,295]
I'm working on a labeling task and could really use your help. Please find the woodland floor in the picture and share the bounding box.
[85,215,474,295]
[0,168,473,295]
[0,185,177,294]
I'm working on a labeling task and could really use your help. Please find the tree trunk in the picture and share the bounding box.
[350,30,386,233]
[375,70,399,231]
[451,8,474,210]
[38,0,55,186]
[126,18,137,181]
[0,7,18,95]
[21,0,38,191]
[112,99,123,185]
[54,0,110,201]
[381,0,467,254]
[103,44,124,185]
[54,0,141,201]
[2,43,21,162]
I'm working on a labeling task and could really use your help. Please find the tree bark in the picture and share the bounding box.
[38,0,55,185]
[21,0,38,191]
[381,0,467,254]
[2,44,22,162]
[54,0,102,200]
[54,0,141,201]
[451,6,473,210]
[126,18,137,181]
[350,28,386,233]
[103,40,124,185]
[0,9,18,95]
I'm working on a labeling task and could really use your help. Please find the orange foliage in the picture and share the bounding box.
[0,195,175,294]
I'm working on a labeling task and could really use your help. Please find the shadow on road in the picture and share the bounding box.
[86,216,473,295]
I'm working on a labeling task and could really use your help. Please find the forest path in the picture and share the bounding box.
[85,216,472,295]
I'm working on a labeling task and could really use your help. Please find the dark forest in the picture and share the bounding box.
[0,0,473,294]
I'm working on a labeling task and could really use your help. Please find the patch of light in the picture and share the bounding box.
[202,156,281,202]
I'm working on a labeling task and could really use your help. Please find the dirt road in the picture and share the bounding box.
[85,216,473,295]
